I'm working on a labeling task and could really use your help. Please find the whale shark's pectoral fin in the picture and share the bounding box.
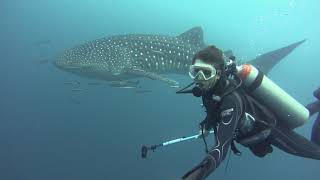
[125,68,179,87]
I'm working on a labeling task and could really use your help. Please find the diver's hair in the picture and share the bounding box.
[192,45,225,70]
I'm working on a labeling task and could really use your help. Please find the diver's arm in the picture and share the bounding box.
[182,94,243,180]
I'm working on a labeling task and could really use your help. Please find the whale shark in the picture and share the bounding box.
[53,27,305,86]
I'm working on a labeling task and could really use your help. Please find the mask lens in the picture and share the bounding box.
[189,62,217,80]
[189,66,200,78]
[203,69,212,79]
[194,68,201,74]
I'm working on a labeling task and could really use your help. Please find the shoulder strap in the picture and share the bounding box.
[243,92,277,127]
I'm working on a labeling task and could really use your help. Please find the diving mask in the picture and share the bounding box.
[189,59,217,81]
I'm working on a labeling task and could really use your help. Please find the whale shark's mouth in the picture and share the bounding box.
[53,59,119,80]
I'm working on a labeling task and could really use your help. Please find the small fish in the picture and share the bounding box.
[64,81,80,85]
[109,80,140,88]
[71,88,85,92]
[87,82,102,86]
[118,86,137,89]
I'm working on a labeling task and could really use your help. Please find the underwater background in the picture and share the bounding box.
[1,0,320,179]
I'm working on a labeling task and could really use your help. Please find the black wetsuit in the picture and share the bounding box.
[182,79,245,180]
[182,80,320,180]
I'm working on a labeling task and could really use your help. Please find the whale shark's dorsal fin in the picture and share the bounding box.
[177,27,206,48]
[247,39,306,74]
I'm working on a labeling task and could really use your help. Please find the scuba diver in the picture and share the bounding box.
[176,45,320,180]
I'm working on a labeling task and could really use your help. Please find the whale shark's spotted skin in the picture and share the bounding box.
[54,26,305,86]
[54,27,205,85]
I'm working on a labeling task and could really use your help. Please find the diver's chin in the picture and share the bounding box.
[196,81,211,91]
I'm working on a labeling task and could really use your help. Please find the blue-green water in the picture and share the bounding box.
[1,0,319,179]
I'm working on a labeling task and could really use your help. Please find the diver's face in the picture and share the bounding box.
[189,59,220,91]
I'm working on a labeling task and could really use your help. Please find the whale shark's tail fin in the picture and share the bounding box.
[247,39,306,75]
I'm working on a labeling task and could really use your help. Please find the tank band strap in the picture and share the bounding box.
[247,70,264,92]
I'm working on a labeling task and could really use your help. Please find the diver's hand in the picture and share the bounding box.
[198,124,210,138]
